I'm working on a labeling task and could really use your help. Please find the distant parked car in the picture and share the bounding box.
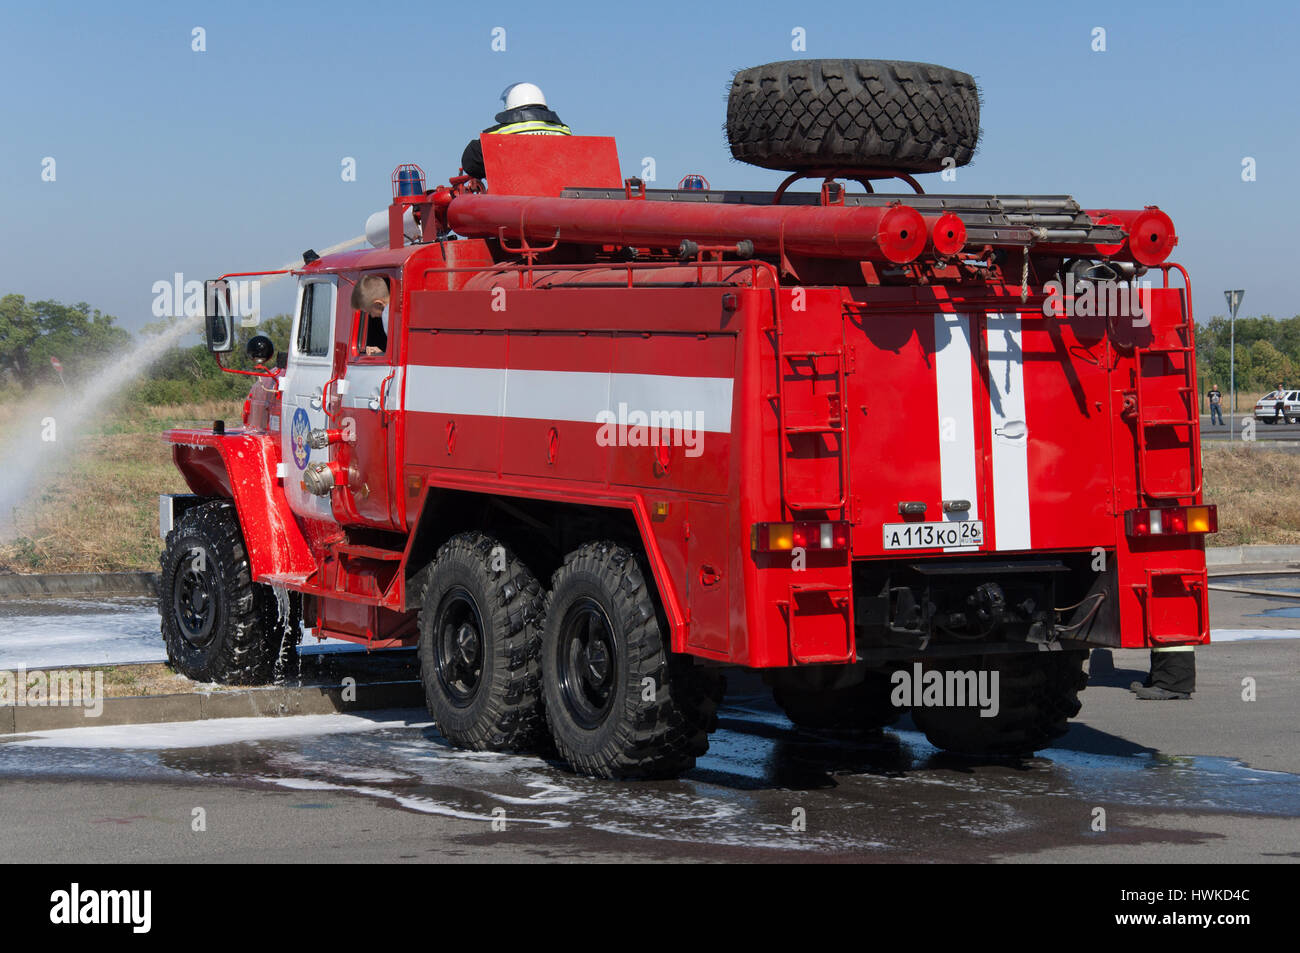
[1254,390,1300,424]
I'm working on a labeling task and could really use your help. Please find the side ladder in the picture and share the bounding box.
[1131,289,1201,501]
[772,302,850,515]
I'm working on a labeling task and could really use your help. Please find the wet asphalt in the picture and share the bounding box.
[0,579,1297,862]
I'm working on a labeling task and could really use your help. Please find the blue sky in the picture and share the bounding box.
[1,0,1296,332]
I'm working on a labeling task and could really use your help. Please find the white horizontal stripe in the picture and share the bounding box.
[340,366,403,411]
[612,373,732,434]
[406,365,505,418]
[504,368,610,423]
[404,365,733,433]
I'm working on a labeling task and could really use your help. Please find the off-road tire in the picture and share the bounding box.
[160,500,280,685]
[910,650,1088,757]
[541,541,724,779]
[726,59,981,174]
[773,671,901,731]
[417,532,546,751]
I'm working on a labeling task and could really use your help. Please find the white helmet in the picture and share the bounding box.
[501,82,547,110]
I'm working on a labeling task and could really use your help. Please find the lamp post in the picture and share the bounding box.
[1225,289,1245,441]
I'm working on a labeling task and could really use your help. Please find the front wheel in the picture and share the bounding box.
[160,500,284,685]
[541,541,723,779]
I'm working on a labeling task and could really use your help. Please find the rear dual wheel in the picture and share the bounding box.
[773,669,900,732]
[910,651,1089,757]
[417,535,723,778]
[541,542,724,779]
[417,533,546,751]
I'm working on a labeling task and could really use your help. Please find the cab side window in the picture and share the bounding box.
[350,273,395,360]
[359,308,388,356]
[297,283,334,357]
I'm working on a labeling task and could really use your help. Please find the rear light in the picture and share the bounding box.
[1125,505,1217,537]
[751,521,850,553]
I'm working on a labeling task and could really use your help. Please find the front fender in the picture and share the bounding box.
[166,428,316,582]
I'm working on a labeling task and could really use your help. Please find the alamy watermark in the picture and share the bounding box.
[0,667,104,717]
[595,402,704,457]
[50,883,151,933]
[1043,273,1150,323]
[152,272,260,321]
[890,662,1000,718]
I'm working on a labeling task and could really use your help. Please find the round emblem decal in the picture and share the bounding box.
[291,407,312,470]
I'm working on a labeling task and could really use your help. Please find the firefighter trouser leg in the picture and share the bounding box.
[1150,645,1196,694]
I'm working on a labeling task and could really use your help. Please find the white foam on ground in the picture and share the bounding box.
[1210,628,1300,643]
[0,603,164,668]
[0,604,397,670]
[261,777,569,827]
[4,711,430,749]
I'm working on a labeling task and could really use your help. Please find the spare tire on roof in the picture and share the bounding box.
[726,59,981,175]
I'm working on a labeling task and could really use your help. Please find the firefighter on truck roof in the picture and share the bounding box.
[460,82,572,181]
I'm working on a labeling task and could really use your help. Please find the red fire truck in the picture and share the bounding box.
[160,60,1215,778]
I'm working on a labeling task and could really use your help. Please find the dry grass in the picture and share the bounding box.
[1201,445,1300,546]
[94,663,227,697]
[0,397,243,573]
[0,663,233,700]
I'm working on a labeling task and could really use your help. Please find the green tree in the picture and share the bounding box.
[1249,339,1293,391]
[0,295,130,390]
[0,294,40,388]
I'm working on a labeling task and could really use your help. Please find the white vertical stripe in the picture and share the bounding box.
[934,314,980,551]
[986,312,1031,551]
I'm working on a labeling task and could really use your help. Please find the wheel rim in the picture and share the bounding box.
[556,597,618,730]
[434,586,486,707]
[173,545,216,647]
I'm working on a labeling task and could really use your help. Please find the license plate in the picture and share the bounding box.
[882,520,984,550]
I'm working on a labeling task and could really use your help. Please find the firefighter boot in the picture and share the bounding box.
[1135,646,1194,700]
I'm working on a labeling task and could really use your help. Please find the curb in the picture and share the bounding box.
[1204,546,1300,567]
[0,679,423,735]
[0,572,158,600]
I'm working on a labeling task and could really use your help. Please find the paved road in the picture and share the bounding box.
[0,584,1297,863]
[1200,413,1300,447]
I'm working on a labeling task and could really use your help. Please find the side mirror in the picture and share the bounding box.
[204,279,235,353]
[246,334,275,363]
